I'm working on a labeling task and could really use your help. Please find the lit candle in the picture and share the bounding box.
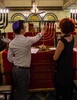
[70,9,73,18]
[76,9,77,21]
[73,9,75,20]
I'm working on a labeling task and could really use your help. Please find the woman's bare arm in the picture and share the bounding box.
[53,40,64,61]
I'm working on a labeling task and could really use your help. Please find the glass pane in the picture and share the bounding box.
[28,15,41,32]
[44,13,58,21]
[13,16,24,21]
[44,15,55,20]
[10,13,26,21]
[29,15,40,21]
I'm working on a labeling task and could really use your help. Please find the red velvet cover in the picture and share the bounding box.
[7,22,55,47]
[29,51,56,89]
[2,50,56,89]
[1,50,77,89]
[7,32,54,46]
[2,50,13,85]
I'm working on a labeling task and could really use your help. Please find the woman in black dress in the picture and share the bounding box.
[53,18,75,100]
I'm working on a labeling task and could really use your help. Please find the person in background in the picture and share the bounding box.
[7,20,47,100]
[53,18,75,100]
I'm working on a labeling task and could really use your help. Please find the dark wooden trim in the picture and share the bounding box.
[6,6,62,11]
[9,20,58,23]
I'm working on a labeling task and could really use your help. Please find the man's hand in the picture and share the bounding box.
[41,25,48,35]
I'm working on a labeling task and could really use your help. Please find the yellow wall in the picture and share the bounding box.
[0,10,70,33]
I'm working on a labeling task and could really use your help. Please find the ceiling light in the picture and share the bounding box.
[31,0,39,13]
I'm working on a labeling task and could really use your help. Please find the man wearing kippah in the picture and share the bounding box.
[7,20,47,100]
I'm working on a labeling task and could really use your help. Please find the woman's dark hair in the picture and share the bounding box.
[12,20,25,34]
[59,18,75,34]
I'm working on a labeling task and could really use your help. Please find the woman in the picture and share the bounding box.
[53,18,75,100]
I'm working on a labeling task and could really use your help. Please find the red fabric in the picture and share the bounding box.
[2,50,13,84]
[2,50,56,88]
[29,23,34,32]
[29,51,56,89]
[7,32,14,40]
[7,23,55,46]
[2,50,76,89]
[24,32,54,46]
[7,32,54,46]
[70,32,76,35]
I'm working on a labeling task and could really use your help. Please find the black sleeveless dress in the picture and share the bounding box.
[55,35,74,86]
[54,35,74,100]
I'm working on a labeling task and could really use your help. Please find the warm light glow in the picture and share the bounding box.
[76,9,77,13]
[6,9,9,13]
[70,9,77,21]
[0,9,9,13]
[70,9,73,13]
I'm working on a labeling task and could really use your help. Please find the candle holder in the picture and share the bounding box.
[39,22,56,51]
[0,9,9,29]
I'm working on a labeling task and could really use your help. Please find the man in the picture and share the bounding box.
[7,20,47,100]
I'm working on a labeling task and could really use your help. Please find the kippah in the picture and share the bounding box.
[12,21,20,30]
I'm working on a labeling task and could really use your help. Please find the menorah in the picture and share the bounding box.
[0,9,9,29]
[0,2,9,29]
[39,22,56,51]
